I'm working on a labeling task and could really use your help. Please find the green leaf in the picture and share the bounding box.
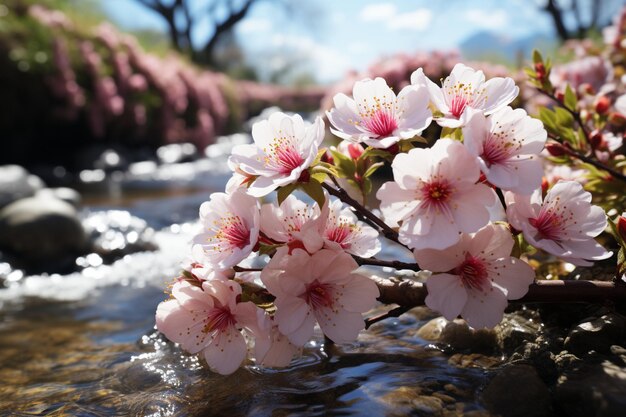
[361,147,394,160]
[329,148,356,178]
[258,242,281,256]
[313,147,328,165]
[554,107,574,127]
[300,180,326,207]
[363,161,384,178]
[361,177,372,196]
[277,183,298,205]
[441,127,463,140]
[310,171,328,183]
[532,49,543,64]
[564,84,577,112]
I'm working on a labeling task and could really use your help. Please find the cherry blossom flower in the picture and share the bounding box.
[259,195,325,254]
[254,317,300,367]
[411,64,519,128]
[323,198,381,257]
[326,77,432,149]
[463,107,547,194]
[193,189,260,269]
[615,94,626,116]
[155,279,264,375]
[261,248,379,345]
[229,112,325,197]
[414,224,535,329]
[505,181,612,266]
[376,138,496,250]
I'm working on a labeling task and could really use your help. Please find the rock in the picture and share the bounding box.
[564,313,626,355]
[0,165,45,209]
[416,317,497,352]
[448,353,501,369]
[555,360,626,417]
[482,364,552,417]
[35,188,81,208]
[379,387,445,417]
[496,312,543,353]
[82,210,157,262]
[0,196,87,271]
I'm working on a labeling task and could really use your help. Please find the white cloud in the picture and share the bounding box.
[465,9,509,30]
[389,9,432,31]
[267,34,352,83]
[359,3,397,22]
[238,18,272,34]
[359,3,432,31]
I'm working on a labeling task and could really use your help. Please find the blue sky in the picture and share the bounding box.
[103,0,556,83]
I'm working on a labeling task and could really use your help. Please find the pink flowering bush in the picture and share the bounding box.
[155,52,626,375]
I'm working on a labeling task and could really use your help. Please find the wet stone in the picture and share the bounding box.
[416,317,497,352]
[564,313,626,355]
[482,364,552,417]
[0,165,45,209]
[0,196,87,271]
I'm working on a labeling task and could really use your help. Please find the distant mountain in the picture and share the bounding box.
[460,31,557,65]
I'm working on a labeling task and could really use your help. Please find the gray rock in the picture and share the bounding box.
[482,364,552,417]
[564,313,626,355]
[0,165,45,209]
[0,196,87,268]
[35,188,81,208]
[496,312,543,353]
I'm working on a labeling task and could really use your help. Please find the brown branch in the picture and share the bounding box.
[547,137,626,183]
[365,305,411,329]
[536,88,591,145]
[321,181,413,253]
[372,276,626,308]
[353,255,421,271]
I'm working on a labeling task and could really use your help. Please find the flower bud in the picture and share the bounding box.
[321,149,334,165]
[589,130,603,149]
[346,143,364,160]
[534,62,546,80]
[556,91,565,104]
[594,96,611,115]
[618,214,626,243]
[609,112,626,127]
[545,143,566,156]
[580,83,595,95]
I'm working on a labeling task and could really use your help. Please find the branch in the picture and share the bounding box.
[547,136,626,183]
[321,181,413,253]
[365,305,411,329]
[536,88,591,145]
[353,255,421,271]
[201,0,256,62]
[372,276,626,308]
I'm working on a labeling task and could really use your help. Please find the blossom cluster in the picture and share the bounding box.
[156,63,613,375]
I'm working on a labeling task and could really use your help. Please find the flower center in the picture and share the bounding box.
[529,209,563,241]
[264,136,305,175]
[325,223,353,248]
[455,254,488,291]
[481,131,517,167]
[363,108,398,138]
[213,215,250,250]
[304,280,334,310]
[421,180,452,208]
[204,306,236,333]
[450,94,469,118]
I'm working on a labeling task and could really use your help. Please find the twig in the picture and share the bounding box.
[353,255,421,271]
[234,266,263,272]
[322,181,413,252]
[547,136,626,183]
[365,305,412,329]
[537,88,591,144]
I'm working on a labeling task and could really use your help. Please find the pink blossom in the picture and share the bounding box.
[411,64,519,128]
[323,198,381,257]
[155,279,264,375]
[505,181,612,266]
[193,189,260,269]
[414,224,535,329]
[260,195,325,254]
[254,317,300,367]
[376,139,496,250]
[463,107,547,194]
[615,94,626,116]
[229,112,325,197]
[326,77,432,149]
[261,248,379,345]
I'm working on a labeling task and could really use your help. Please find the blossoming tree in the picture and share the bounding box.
[155,23,626,373]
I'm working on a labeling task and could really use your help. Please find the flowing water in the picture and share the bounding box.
[0,139,497,416]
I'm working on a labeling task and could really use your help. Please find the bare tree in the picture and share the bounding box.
[133,0,301,65]
[539,0,621,41]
